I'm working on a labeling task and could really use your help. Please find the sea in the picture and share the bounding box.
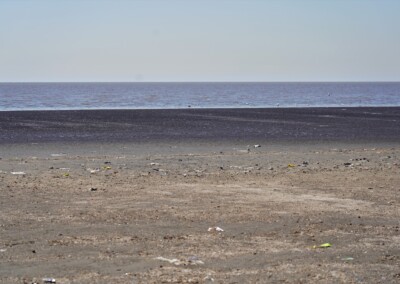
[0,82,399,111]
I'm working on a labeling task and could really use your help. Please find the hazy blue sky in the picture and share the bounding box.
[1,0,399,82]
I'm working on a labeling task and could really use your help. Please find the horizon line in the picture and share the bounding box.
[1,80,400,84]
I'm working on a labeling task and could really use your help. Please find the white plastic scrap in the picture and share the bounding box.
[207,226,224,232]
[42,278,56,283]
[11,171,25,175]
[204,274,215,283]
[254,144,261,148]
[154,257,182,265]
[51,153,66,157]
[87,168,100,174]
[154,256,204,266]
[188,256,205,265]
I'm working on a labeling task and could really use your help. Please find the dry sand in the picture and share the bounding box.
[0,142,399,283]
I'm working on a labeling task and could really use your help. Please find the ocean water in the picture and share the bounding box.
[0,82,399,111]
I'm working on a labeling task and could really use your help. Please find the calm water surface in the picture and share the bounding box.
[0,82,399,111]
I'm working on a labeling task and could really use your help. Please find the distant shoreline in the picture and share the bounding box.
[1,107,399,144]
[1,105,400,112]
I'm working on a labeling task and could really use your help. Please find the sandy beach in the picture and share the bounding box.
[1,108,400,283]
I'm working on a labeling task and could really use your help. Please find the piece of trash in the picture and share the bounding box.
[0,248,7,252]
[254,144,261,148]
[11,171,25,175]
[59,168,70,171]
[313,243,332,249]
[63,173,69,177]
[90,187,98,191]
[344,162,352,166]
[187,256,205,265]
[87,168,100,174]
[287,164,296,168]
[102,166,112,170]
[104,161,111,164]
[51,153,66,157]
[203,274,215,283]
[154,256,181,265]
[42,278,56,283]
[154,256,204,266]
[150,162,160,166]
[341,257,354,261]
[208,226,224,232]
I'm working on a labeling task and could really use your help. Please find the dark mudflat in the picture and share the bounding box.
[0,107,399,144]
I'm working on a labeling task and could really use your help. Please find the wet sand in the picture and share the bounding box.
[1,107,399,143]
[0,108,400,283]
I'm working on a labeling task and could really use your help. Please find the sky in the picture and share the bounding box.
[0,0,399,82]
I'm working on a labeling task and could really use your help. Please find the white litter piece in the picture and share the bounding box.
[254,144,261,148]
[87,168,100,174]
[154,256,181,265]
[188,256,205,265]
[51,153,66,157]
[11,172,25,175]
[189,259,204,265]
[204,274,215,283]
[150,162,160,166]
[208,226,224,232]
[154,256,204,266]
[0,248,7,253]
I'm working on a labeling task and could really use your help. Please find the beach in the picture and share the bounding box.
[1,108,400,283]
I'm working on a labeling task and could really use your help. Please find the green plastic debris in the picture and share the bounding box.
[313,243,332,249]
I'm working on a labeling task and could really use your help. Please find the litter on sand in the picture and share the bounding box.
[11,172,26,175]
[154,256,181,265]
[87,168,100,174]
[341,257,354,261]
[188,256,205,265]
[313,243,332,249]
[42,278,56,283]
[154,256,204,266]
[287,164,296,168]
[208,226,224,232]
[254,145,261,148]
[102,166,112,170]
[204,274,215,283]
[51,153,66,157]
